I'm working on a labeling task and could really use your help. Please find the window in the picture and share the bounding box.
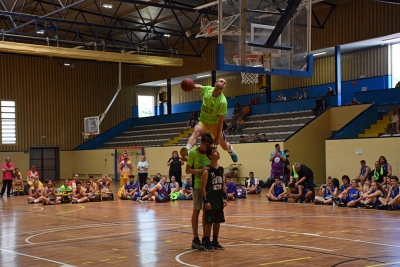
[1,101,16,144]
[138,95,154,118]
[392,43,400,88]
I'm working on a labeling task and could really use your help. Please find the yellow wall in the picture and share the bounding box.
[330,104,368,131]
[326,138,400,182]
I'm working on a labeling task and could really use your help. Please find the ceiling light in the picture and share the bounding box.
[157,82,167,85]
[64,63,71,66]
[382,37,400,43]
[196,74,211,78]
[313,51,326,56]
[164,34,170,37]
[36,29,45,34]
[101,1,113,8]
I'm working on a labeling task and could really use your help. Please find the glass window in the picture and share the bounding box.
[392,43,400,88]
[1,101,16,144]
[138,95,155,118]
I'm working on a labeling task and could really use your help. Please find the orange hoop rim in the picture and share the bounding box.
[82,131,94,136]
[201,18,213,34]
[233,54,262,61]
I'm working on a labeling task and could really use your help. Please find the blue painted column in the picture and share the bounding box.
[167,79,172,115]
[335,46,342,106]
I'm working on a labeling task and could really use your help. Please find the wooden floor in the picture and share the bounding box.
[1,182,400,267]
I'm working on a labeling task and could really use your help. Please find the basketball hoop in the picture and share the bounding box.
[233,55,261,84]
[82,131,94,139]
[200,18,213,34]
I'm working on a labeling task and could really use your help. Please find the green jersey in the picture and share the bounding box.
[199,86,228,125]
[187,147,211,189]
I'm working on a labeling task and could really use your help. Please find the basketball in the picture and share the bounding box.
[181,78,194,92]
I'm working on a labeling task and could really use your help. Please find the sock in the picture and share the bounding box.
[212,235,218,243]
[228,146,235,155]
[185,144,192,152]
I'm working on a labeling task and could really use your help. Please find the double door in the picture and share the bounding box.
[29,146,60,182]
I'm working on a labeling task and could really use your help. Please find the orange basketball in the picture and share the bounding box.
[181,78,194,92]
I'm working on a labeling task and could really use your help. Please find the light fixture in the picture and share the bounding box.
[196,74,211,78]
[164,34,170,37]
[157,82,167,85]
[64,63,71,66]
[313,51,326,56]
[382,37,400,43]
[36,29,45,34]
[100,0,113,8]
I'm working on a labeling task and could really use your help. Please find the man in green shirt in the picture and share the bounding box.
[180,78,238,163]
[59,180,72,193]
[186,133,213,250]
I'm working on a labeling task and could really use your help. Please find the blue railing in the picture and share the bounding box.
[329,103,379,139]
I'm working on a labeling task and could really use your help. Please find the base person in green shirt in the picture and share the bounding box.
[180,78,238,163]
[186,133,213,250]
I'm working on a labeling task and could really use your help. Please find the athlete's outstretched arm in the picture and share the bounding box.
[193,84,202,90]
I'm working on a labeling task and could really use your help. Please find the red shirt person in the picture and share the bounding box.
[1,157,14,197]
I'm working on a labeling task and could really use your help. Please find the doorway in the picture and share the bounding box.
[29,146,60,182]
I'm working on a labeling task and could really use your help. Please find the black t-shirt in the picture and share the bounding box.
[206,166,224,210]
[168,157,182,173]
[284,158,290,175]
[315,98,325,109]
[368,168,388,183]
[296,164,314,182]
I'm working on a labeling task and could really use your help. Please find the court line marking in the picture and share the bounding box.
[365,262,400,267]
[54,205,85,214]
[175,244,331,267]
[224,224,400,248]
[0,247,76,267]
[0,207,44,217]
[259,256,311,265]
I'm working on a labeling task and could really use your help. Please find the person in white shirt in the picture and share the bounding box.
[137,155,149,189]
[246,172,260,194]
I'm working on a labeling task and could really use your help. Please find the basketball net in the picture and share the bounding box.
[200,18,213,34]
[233,55,259,84]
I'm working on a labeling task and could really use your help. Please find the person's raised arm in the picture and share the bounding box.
[269,152,275,162]
[193,84,202,90]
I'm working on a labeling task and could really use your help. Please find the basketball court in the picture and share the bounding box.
[1,182,400,267]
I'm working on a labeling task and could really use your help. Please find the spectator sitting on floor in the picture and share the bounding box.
[187,111,198,128]
[337,179,362,207]
[239,102,251,120]
[27,165,42,188]
[121,175,139,200]
[356,160,371,187]
[246,172,260,194]
[260,134,268,142]
[59,180,72,193]
[378,176,400,210]
[27,180,44,204]
[169,176,180,193]
[70,174,80,189]
[232,103,241,120]
[179,175,193,200]
[314,177,338,205]
[325,87,336,96]
[312,94,326,116]
[367,161,388,191]
[276,93,286,102]
[225,175,237,201]
[71,181,89,203]
[12,167,23,194]
[358,181,383,209]
[239,135,246,143]
[386,107,399,135]
[346,98,360,105]
[246,134,253,143]
[287,182,312,203]
[363,179,371,194]
[335,175,351,204]
[266,177,287,201]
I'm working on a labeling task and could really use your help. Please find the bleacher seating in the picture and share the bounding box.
[101,111,315,148]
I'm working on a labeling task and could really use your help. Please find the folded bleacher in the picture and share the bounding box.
[101,110,315,148]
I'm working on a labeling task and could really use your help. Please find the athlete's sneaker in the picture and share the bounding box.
[357,203,366,209]
[314,200,324,205]
[230,153,238,163]
[212,242,225,250]
[191,238,205,250]
[365,204,375,209]
[202,239,214,252]
[136,197,141,202]
[332,197,340,205]
[338,203,346,207]
[180,147,189,162]
[388,205,395,211]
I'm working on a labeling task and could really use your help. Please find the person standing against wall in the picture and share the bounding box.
[137,155,149,189]
[1,157,14,197]
[167,150,184,187]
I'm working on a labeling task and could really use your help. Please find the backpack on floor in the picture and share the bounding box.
[259,180,266,188]
[236,186,247,198]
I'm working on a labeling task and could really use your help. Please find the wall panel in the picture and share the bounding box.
[271,46,389,91]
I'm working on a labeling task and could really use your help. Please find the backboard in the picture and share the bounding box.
[196,0,313,78]
[84,116,100,135]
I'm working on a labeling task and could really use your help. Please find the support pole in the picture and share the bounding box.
[335,46,341,106]
[99,62,122,124]
[212,70,217,85]
[167,79,172,115]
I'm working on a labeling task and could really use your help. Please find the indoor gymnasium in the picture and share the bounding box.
[1,0,400,266]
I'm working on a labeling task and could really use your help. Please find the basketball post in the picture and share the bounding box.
[99,62,122,124]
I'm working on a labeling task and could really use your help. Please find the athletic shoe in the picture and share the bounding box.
[332,197,340,205]
[192,238,205,250]
[202,239,214,252]
[376,204,388,210]
[29,201,34,204]
[388,205,395,211]
[136,197,141,202]
[365,205,375,209]
[7,195,12,198]
[357,203,366,208]
[71,200,78,204]
[180,147,189,162]
[212,242,225,250]
[85,199,90,202]
[338,203,346,207]
[314,200,324,205]
[230,153,238,163]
